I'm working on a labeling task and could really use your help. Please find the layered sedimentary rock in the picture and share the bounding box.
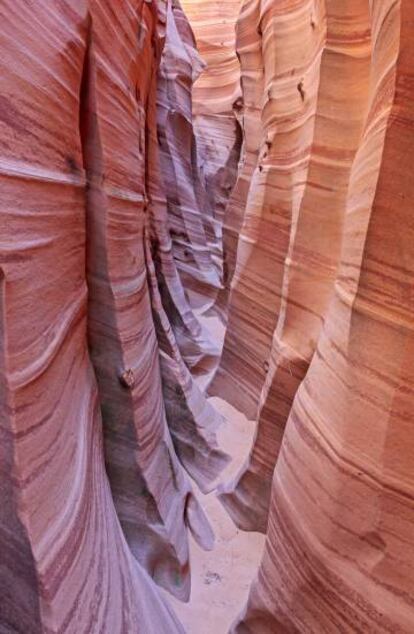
[212,0,264,319]
[151,0,220,378]
[219,0,397,533]
[3,0,414,631]
[232,0,414,631]
[181,0,243,310]
[0,0,225,629]
[147,0,230,491]
[210,0,325,417]
[84,0,218,602]
[154,0,222,341]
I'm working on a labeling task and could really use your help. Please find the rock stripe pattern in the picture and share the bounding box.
[0,0,186,629]
[219,0,399,534]
[234,0,414,631]
[0,0,229,628]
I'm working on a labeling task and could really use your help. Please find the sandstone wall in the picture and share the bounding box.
[218,0,414,631]
[2,0,414,631]
[181,0,243,312]
[0,0,226,630]
[218,0,399,532]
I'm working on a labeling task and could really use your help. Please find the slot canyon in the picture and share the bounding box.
[1,0,413,632]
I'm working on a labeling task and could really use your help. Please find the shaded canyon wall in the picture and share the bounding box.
[0,0,229,630]
[181,0,244,315]
[1,0,414,632]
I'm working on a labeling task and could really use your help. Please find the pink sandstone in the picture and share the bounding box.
[181,0,243,314]
[225,0,414,631]
[2,0,414,632]
[0,0,227,629]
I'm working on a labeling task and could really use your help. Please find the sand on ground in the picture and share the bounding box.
[166,397,265,634]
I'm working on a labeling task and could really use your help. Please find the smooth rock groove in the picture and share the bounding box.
[181,0,243,316]
[0,0,229,630]
[193,0,414,631]
[2,0,414,632]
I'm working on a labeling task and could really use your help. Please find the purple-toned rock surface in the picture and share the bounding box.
[0,0,226,629]
[2,0,414,632]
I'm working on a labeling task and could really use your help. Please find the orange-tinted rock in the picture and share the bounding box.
[234,1,414,631]
[0,0,232,628]
[2,0,414,631]
[211,0,326,418]
[213,0,264,320]
[181,0,243,311]
[219,0,395,533]
[83,0,217,601]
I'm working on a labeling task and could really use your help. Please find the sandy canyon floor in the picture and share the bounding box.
[166,396,265,633]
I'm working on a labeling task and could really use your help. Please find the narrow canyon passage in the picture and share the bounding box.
[1,1,414,634]
[169,311,265,633]
[170,396,265,634]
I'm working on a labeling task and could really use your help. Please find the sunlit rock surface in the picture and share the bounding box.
[1,0,414,632]
[226,0,414,631]
[212,0,264,320]
[211,0,326,418]
[181,0,243,313]
[218,0,401,534]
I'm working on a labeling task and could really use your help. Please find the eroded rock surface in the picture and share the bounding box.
[216,1,414,631]
[2,0,414,632]
[0,0,227,629]
[181,0,243,313]
[218,0,402,534]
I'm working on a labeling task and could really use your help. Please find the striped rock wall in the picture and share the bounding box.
[83,0,217,603]
[213,0,264,320]
[218,0,400,532]
[148,0,230,492]
[0,0,226,630]
[211,0,327,417]
[154,0,223,332]
[221,0,414,631]
[2,0,414,631]
[181,0,243,312]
